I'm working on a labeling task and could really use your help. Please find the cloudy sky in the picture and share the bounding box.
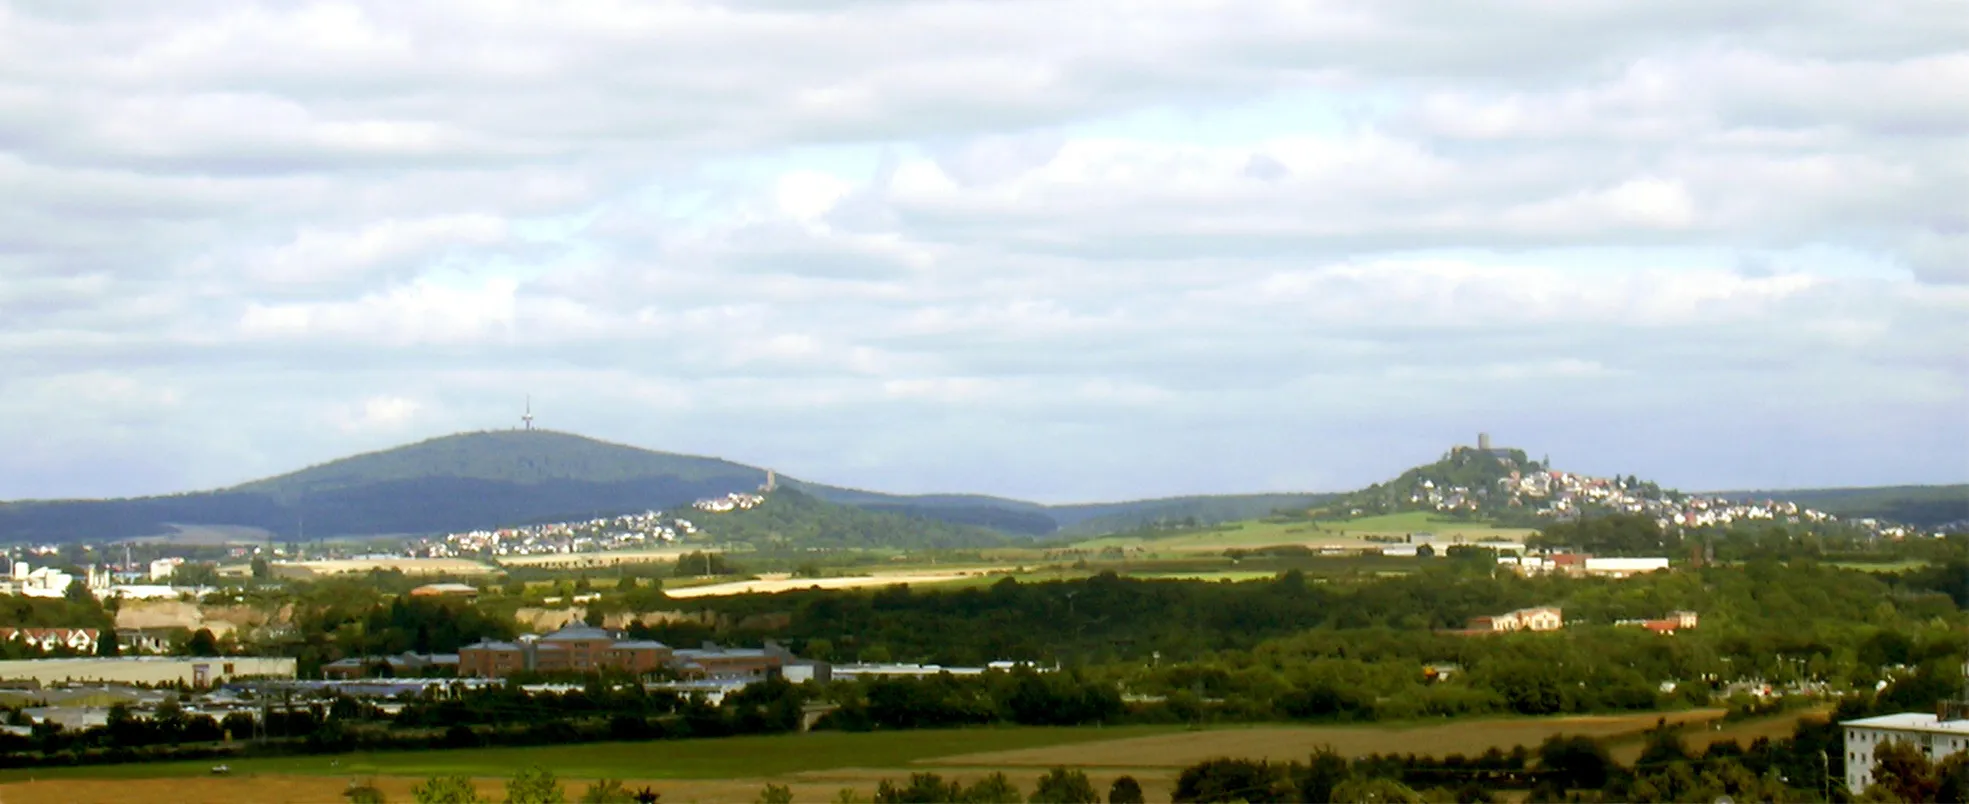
[2,1,1965,504]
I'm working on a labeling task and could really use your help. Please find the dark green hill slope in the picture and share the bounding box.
[0,430,771,543]
[699,488,1008,549]
[233,429,763,499]
[1050,493,1339,536]
[1710,484,1969,529]
[1324,445,1541,518]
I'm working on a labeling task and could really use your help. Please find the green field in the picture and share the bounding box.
[0,726,1179,783]
[1070,511,1532,556]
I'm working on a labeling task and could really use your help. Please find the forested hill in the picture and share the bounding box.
[1709,484,1969,530]
[232,430,764,499]
[0,431,779,544]
[698,488,1009,549]
[0,430,1326,544]
[1322,445,1544,519]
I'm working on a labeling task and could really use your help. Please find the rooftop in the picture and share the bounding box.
[1842,713,1969,734]
[540,625,615,641]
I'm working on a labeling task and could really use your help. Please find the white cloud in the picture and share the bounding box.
[1,0,1964,501]
[334,395,424,434]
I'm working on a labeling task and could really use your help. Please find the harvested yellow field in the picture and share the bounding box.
[663,568,1014,599]
[274,558,499,576]
[936,712,1724,768]
[497,547,708,569]
[1611,708,1825,764]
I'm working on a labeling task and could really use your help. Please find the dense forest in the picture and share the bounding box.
[699,489,1010,550]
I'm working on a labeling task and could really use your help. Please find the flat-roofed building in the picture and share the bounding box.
[459,639,526,678]
[1842,713,1969,794]
[0,657,295,686]
[608,641,675,674]
[538,625,617,673]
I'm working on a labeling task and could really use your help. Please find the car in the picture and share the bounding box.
[210,764,231,775]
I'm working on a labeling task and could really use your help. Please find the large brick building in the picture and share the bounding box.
[458,626,801,680]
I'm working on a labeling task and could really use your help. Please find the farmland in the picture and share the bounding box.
[262,558,501,577]
[1068,511,1533,557]
[0,710,1819,804]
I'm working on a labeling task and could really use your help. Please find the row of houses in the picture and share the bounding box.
[1497,554,1671,578]
[1465,606,1565,633]
[0,627,100,654]
[1616,610,1701,634]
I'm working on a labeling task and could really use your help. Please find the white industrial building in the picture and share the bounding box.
[0,657,297,686]
[0,563,76,598]
[1841,713,1969,794]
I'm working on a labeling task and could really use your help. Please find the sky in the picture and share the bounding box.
[1,1,1966,504]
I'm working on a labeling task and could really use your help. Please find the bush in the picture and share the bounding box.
[1105,776,1144,804]
[1028,768,1098,804]
[506,765,566,804]
[757,783,794,804]
[962,772,1021,803]
[414,775,484,804]
[1172,758,1293,803]
[346,778,387,803]
[874,773,963,803]
[580,779,638,804]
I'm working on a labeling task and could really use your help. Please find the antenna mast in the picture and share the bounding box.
[523,395,535,431]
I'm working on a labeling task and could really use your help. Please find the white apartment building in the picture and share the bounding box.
[1842,713,1969,794]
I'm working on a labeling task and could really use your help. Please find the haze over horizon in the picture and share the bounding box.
[2,2,1965,504]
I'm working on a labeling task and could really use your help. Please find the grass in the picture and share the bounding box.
[1068,513,1533,557]
[0,726,1179,783]
[933,711,1725,768]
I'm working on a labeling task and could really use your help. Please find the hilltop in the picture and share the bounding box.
[0,430,1322,545]
[1305,437,1942,538]
[0,429,1953,547]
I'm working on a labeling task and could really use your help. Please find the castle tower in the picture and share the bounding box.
[1478,432,1492,451]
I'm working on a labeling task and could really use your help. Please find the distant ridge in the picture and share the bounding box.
[0,429,1326,544]
[2,429,1953,545]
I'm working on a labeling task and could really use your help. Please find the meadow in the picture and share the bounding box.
[0,709,1825,804]
[1068,511,1534,557]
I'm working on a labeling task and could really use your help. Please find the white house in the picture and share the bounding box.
[1842,713,1969,794]
[149,557,184,581]
[8,563,75,598]
[1583,557,1671,577]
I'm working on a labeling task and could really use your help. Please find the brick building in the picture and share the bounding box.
[457,628,797,680]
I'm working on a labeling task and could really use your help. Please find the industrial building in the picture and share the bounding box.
[457,626,811,680]
[0,656,297,686]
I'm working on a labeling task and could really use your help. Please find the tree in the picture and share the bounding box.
[1868,739,1939,803]
[1028,768,1097,804]
[1105,777,1144,804]
[757,784,795,804]
[1939,753,1969,804]
[584,608,605,627]
[579,780,637,804]
[63,578,93,605]
[1172,759,1293,803]
[963,773,1021,803]
[252,556,271,580]
[1295,748,1352,803]
[506,765,567,804]
[184,628,219,656]
[1329,778,1422,804]
[1535,735,1613,792]
[414,776,484,804]
[345,779,388,803]
[874,773,962,803]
